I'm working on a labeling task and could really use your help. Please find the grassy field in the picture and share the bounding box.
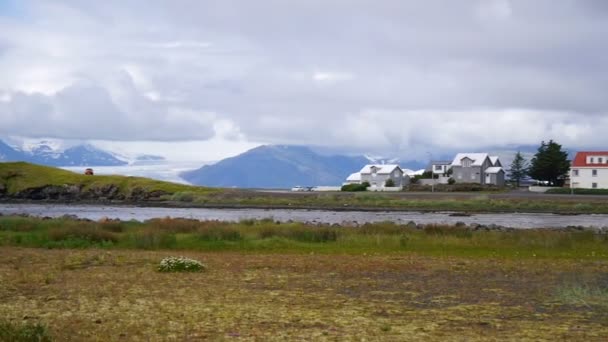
[1,216,608,258]
[0,162,216,198]
[1,247,607,341]
[1,217,607,340]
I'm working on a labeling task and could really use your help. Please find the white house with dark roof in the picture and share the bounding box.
[450,153,504,186]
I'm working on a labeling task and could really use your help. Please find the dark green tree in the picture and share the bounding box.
[508,151,528,187]
[528,140,570,186]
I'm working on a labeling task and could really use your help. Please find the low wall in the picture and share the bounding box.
[528,186,560,193]
[367,186,402,192]
[311,186,342,192]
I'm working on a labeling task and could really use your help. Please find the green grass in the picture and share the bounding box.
[0,320,52,342]
[1,216,607,259]
[0,162,216,197]
[547,188,608,195]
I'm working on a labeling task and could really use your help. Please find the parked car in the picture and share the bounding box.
[291,186,306,192]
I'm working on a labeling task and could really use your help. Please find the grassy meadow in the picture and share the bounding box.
[1,216,607,340]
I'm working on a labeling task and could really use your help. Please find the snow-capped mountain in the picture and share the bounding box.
[0,138,128,166]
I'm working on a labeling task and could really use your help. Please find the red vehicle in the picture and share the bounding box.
[84,168,94,175]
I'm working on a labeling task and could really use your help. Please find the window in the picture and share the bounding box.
[573,169,579,177]
[590,157,595,163]
[593,170,598,177]
[462,158,472,167]
[592,183,598,189]
[435,165,443,171]
[600,158,604,164]
[471,174,476,180]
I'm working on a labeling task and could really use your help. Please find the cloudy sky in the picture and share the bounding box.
[1,0,607,161]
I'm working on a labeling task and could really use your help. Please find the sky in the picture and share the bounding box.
[1,0,607,162]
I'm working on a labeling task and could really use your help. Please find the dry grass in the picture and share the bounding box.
[1,247,607,341]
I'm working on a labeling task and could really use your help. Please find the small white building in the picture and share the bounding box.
[360,164,405,188]
[570,151,608,189]
[427,160,452,176]
[345,164,410,188]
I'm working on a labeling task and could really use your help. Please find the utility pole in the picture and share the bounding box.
[427,152,435,193]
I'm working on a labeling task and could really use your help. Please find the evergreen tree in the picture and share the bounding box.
[509,151,528,187]
[528,140,570,186]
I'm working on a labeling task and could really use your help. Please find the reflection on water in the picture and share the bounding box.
[1,204,607,229]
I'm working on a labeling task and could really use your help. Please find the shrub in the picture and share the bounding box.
[48,225,118,243]
[170,191,196,202]
[158,256,206,272]
[385,179,395,187]
[258,226,338,242]
[197,226,242,241]
[448,178,455,185]
[146,217,201,233]
[341,183,369,192]
[0,320,52,342]
[131,230,177,249]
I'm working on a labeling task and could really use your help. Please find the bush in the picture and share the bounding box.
[146,217,201,233]
[448,178,455,185]
[170,191,195,202]
[158,256,206,272]
[258,226,338,242]
[0,320,52,342]
[385,179,395,187]
[341,182,369,192]
[197,226,242,241]
[131,230,177,249]
[48,225,118,243]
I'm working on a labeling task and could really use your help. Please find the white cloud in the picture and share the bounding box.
[0,0,607,160]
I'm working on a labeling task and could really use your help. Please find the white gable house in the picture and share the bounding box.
[450,153,504,186]
[359,164,406,188]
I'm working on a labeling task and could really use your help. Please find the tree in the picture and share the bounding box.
[528,140,570,186]
[508,151,528,187]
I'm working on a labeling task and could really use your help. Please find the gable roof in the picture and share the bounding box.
[572,151,608,167]
[450,153,490,167]
[346,172,361,181]
[485,167,504,174]
[359,164,402,174]
[489,156,501,166]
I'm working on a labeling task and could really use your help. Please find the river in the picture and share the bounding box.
[1,203,607,228]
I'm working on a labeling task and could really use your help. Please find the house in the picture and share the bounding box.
[426,160,452,176]
[358,164,406,188]
[344,172,361,185]
[570,151,608,189]
[450,153,504,186]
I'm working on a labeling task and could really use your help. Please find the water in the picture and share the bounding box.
[1,203,607,228]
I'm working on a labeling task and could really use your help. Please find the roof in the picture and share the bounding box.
[450,153,489,167]
[359,164,402,174]
[346,172,361,181]
[485,167,504,174]
[572,151,608,167]
[489,156,500,166]
[431,160,452,165]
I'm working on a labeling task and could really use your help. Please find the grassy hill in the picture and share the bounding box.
[0,162,216,200]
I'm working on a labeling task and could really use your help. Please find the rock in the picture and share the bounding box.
[455,221,467,227]
[405,221,417,229]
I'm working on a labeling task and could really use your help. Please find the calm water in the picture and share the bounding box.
[1,203,607,228]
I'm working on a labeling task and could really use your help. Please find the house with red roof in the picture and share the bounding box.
[570,152,608,189]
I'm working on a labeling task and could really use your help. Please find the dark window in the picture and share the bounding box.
[593,170,598,177]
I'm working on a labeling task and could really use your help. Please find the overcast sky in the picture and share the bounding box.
[1,0,607,161]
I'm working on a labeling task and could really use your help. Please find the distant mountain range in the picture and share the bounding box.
[0,139,129,166]
[181,145,372,188]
